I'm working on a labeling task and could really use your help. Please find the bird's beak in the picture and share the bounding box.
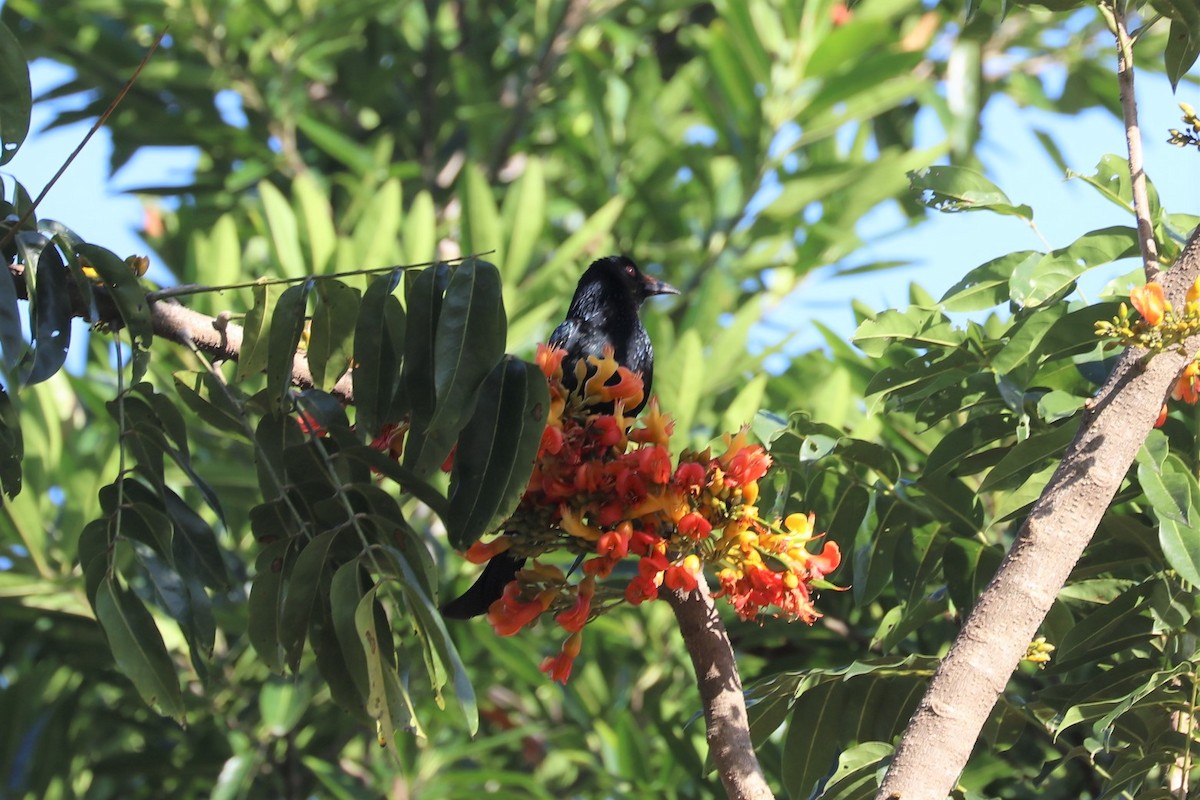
[642,274,680,297]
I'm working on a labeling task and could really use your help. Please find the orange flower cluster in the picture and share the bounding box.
[465,345,841,683]
[1109,279,1200,427]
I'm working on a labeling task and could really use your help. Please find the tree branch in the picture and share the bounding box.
[1112,0,1161,280]
[664,575,775,800]
[875,226,1200,800]
[5,263,353,402]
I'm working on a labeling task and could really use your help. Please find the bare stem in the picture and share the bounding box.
[1112,0,1161,280]
[664,576,775,800]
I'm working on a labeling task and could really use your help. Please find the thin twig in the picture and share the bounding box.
[1110,1,1161,280]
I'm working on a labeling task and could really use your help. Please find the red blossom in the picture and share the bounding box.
[596,527,631,559]
[487,582,549,636]
[673,461,707,492]
[1130,282,1167,326]
[807,541,841,579]
[677,512,712,540]
[724,445,771,488]
[624,574,659,605]
[370,422,405,460]
[632,446,672,484]
[540,631,583,684]
[555,579,594,632]
[663,562,698,592]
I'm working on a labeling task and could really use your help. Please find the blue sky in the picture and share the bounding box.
[6,59,1198,358]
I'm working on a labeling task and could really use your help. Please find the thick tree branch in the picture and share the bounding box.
[1112,0,1161,280]
[875,226,1200,800]
[665,576,775,800]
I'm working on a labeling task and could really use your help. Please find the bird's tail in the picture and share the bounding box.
[440,551,525,619]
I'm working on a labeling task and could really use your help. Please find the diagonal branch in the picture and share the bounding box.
[874,225,1200,800]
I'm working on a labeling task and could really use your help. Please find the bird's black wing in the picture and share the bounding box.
[440,552,524,619]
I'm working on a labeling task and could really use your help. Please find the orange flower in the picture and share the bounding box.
[724,444,771,488]
[806,541,842,580]
[1172,361,1200,404]
[463,537,513,564]
[1130,282,1167,326]
[540,631,583,684]
[555,578,594,632]
[1156,402,1169,428]
[487,582,550,636]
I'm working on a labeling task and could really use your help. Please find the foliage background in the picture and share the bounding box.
[0,0,1198,798]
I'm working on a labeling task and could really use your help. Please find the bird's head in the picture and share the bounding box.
[581,255,679,307]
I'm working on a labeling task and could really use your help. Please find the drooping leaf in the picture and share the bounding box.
[94,574,186,722]
[353,270,405,436]
[24,240,71,385]
[279,529,342,670]
[259,180,306,278]
[307,279,360,391]
[446,357,549,549]
[267,281,312,409]
[0,21,31,166]
[237,281,280,381]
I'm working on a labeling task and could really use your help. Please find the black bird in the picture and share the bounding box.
[441,255,678,619]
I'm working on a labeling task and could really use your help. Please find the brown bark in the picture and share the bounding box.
[875,226,1200,800]
[665,576,775,800]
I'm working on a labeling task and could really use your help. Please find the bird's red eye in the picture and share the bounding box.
[625,264,636,277]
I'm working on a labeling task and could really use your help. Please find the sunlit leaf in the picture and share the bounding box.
[909,165,1032,220]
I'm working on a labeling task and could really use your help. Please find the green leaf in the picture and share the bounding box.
[460,163,502,261]
[0,386,22,497]
[940,251,1038,312]
[307,280,360,391]
[259,181,306,278]
[94,574,186,722]
[402,190,437,265]
[1049,582,1155,673]
[355,585,416,745]
[0,21,31,165]
[1157,519,1200,589]
[353,270,406,436]
[1165,18,1200,91]
[296,114,377,175]
[23,238,71,386]
[943,537,1003,614]
[279,528,341,670]
[292,172,336,273]
[401,262,450,425]
[815,742,894,800]
[248,540,292,673]
[385,550,478,734]
[446,357,549,549]
[1009,226,1138,308]
[852,307,963,358]
[909,166,1032,220]
[978,420,1079,493]
[408,260,507,476]
[779,656,934,799]
[0,247,26,375]
[237,281,280,382]
[351,178,401,270]
[267,281,312,409]
[500,158,545,283]
[330,561,371,703]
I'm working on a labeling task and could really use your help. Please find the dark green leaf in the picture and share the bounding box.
[0,21,31,165]
[248,540,293,673]
[24,240,71,385]
[1165,18,1200,90]
[267,281,311,409]
[237,282,280,381]
[446,357,549,549]
[308,280,360,391]
[0,386,21,496]
[978,420,1079,493]
[279,528,341,670]
[353,270,405,436]
[0,252,26,374]
[94,574,186,722]
[943,537,1003,614]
